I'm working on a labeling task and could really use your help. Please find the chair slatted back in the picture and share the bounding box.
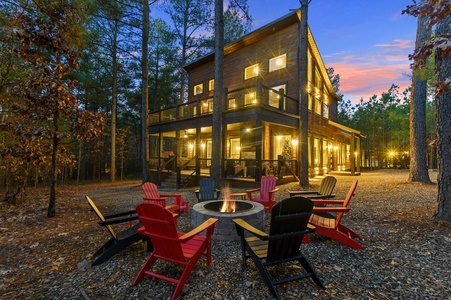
[318,176,337,196]
[85,196,117,240]
[260,176,277,201]
[136,203,185,261]
[199,178,217,200]
[267,196,313,262]
[142,182,160,199]
[334,180,358,227]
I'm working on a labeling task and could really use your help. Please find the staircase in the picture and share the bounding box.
[159,172,192,189]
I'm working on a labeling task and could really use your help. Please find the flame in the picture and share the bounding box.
[220,199,236,212]
[220,184,236,212]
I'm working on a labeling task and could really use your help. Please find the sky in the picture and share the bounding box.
[246,0,418,104]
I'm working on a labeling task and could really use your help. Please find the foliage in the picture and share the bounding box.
[0,1,106,214]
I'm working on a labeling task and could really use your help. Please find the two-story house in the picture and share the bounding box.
[148,9,363,187]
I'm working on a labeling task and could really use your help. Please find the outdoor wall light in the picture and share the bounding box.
[291,139,298,146]
[201,143,206,149]
[189,144,194,149]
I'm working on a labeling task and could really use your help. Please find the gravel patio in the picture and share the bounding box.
[1,169,450,299]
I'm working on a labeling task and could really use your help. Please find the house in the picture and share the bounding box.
[148,10,363,188]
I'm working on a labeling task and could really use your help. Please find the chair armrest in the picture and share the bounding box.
[232,218,268,240]
[307,194,335,199]
[179,218,218,242]
[288,190,320,196]
[246,188,260,200]
[311,199,345,205]
[159,193,182,199]
[269,188,279,193]
[103,209,137,219]
[98,214,139,226]
[215,189,221,199]
[312,207,350,213]
[194,190,200,199]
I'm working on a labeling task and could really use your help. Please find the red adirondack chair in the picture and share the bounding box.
[308,180,364,250]
[141,182,189,214]
[246,176,279,213]
[133,203,218,300]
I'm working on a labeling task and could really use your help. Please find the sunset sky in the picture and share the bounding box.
[247,0,418,104]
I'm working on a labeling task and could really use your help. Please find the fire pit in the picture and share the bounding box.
[192,200,265,241]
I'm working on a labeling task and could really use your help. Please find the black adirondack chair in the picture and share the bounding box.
[233,196,325,299]
[195,178,221,202]
[85,196,152,266]
[288,175,337,199]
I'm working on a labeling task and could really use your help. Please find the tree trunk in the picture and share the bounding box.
[298,0,309,188]
[408,0,432,183]
[211,0,224,188]
[141,0,150,183]
[434,12,451,221]
[111,21,118,182]
[47,111,59,217]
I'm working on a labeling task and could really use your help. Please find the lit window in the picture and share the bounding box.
[314,97,322,115]
[209,79,214,91]
[269,54,286,72]
[244,64,259,80]
[228,98,236,109]
[208,100,213,112]
[194,83,203,95]
[323,103,329,119]
[269,84,286,109]
[308,94,313,110]
[244,92,256,105]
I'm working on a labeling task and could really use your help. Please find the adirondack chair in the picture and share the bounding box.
[141,182,188,213]
[308,180,364,250]
[195,178,221,202]
[233,196,325,299]
[246,176,279,212]
[288,175,337,199]
[133,202,218,300]
[85,196,151,266]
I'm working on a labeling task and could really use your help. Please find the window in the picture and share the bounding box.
[308,94,313,110]
[314,97,322,115]
[323,103,329,119]
[208,100,213,112]
[194,83,203,95]
[209,79,214,91]
[244,64,259,80]
[268,84,286,109]
[228,98,236,109]
[244,92,256,105]
[269,54,286,72]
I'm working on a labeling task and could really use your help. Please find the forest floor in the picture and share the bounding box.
[1,169,450,299]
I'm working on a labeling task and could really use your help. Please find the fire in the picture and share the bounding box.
[220,199,236,213]
[220,184,236,212]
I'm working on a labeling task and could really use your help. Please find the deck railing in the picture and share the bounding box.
[149,81,299,124]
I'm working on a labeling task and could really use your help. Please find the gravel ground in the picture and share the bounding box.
[1,169,450,299]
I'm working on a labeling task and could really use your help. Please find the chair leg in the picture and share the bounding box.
[252,257,280,300]
[132,254,158,286]
[297,255,325,289]
[92,234,142,266]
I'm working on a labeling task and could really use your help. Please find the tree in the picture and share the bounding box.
[2,0,105,216]
[211,0,224,187]
[404,1,450,220]
[408,0,432,183]
[298,0,310,188]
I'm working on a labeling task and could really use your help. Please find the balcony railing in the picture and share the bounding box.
[149,80,299,124]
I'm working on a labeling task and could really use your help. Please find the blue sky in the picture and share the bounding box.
[247,0,417,104]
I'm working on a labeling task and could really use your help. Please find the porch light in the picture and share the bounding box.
[246,128,251,132]
[201,143,206,149]
[291,139,298,147]
[203,102,208,107]
[253,66,259,75]
[327,145,332,150]
[189,144,194,149]
[277,136,282,140]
